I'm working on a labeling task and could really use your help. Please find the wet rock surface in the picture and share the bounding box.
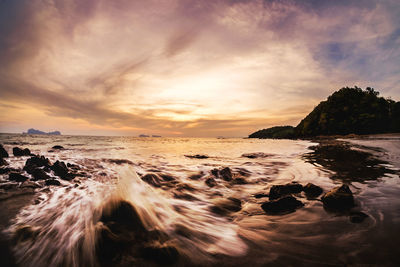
[261,196,304,215]
[242,152,273,158]
[184,154,209,159]
[0,157,8,166]
[210,197,242,216]
[321,184,354,211]
[0,144,9,158]
[303,183,323,198]
[12,147,31,157]
[9,173,29,182]
[269,182,303,200]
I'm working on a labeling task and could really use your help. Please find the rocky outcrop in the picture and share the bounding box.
[303,183,323,198]
[219,167,233,181]
[51,160,72,180]
[9,172,29,182]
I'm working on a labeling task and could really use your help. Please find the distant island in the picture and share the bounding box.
[23,128,61,135]
[249,86,400,139]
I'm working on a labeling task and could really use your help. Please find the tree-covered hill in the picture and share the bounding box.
[248,126,295,139]
[249,87,400,139]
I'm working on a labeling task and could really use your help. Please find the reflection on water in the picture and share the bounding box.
[0,134,399,266]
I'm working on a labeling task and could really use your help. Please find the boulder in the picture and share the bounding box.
[184,154,209,159]
[13,147,31,156]
[0,144,9,157]
[269,182,303,200]
[141,173,162,187]
[303,183,323,198]
[231,177,247,185]
[321,184,354,211]
[9,172,29,182]
[254,193,269,199]
[205,177,217,187]
[210,197,242,216]
[219,167,232,181]
[188,172,204,180]
[261,196,304,214]
[45,179,61,186]
[52,145,64,150]
[210,168,219,177]
[24,156,51,174]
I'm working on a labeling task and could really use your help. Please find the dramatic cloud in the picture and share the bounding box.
[0,0,399,136]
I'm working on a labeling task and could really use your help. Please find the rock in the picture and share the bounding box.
[45,179,61,186]
[349,211,369,223]
[254,193,269,199]
[0,157,8,166]
[141,173,162,187]
[31,168,51,180]
[210,197,242,216]
[261,196,304,214]
[205,177,217,187]
[184,154,209,159]
[159,174,176,181]
[0,182,18,190]
[219,167,232,181]
[50,160,70,180]
[24,156,51,174]
[242,152,273,158]
[52,145,64,150]
[321,184,354,211]
[269,182,303,200]
[303,183,323,198]
[0,144,9,157]
[173,192,199,201]
[0,167,18,174]
[188,172,204,180]
[210,168,219,177]
[231,177,247,185]
[139,245,179,265]
[13,147,31,156]
[9,172,29,182]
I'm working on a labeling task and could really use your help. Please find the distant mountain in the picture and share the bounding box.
[249,87,400,139]
[25,128,61,135]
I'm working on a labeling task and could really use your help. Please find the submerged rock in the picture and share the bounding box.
[210,197,242,216]
[139,245,179,265]
[205,177,217,187]
[188,172,204,180]
[52,145,64,150]
[269,182,303,200]
[9,172,29,182]
[261,196,304,215]
[13,147,31,156]
[303,183,323,198]
[349,211,369,223]
[219,167,233,181]
[31,168,51,180]
[242,152,273,158]
[210,168,219,177]
[0,157,8,166]
[0,144,9,157]
[231,177,248,185]
[184,154,209,159]
[321,184,354,211]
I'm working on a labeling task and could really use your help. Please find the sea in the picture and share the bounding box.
[0,133,399,266]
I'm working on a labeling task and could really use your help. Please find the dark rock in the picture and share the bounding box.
[303,183,323,198]
[52,145,64,150]
[9,172,29,182]
[254,193,269,199]
[210,197,242,216]
[13,147,31,156]
[184,154,209,159]
[24,156,51,174]
[188,172,204,180]
[231,177,247,185]
[0,167,18,174]
[210,168,219,177]
[261,196,304,214]
[0,144,9,157]
[349,211,369,223]
[45,179,61,186]
[140,245,179,265]
[269,182,303,200]
[104,159,134,165]
[31,168,51,180]
[173,192,199,201]
[159,174,176,181]
[0,182,18,190]
[219,167,232,181]
[51,160,69,179]
[205,177,217,187]
[141,173,162,187]
[242,152,273,158]
[321,184,354,211]
[0,157,8,166]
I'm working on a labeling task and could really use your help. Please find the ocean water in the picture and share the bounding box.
[0,134,399,266]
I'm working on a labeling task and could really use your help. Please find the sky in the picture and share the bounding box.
[0,0,399,137]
